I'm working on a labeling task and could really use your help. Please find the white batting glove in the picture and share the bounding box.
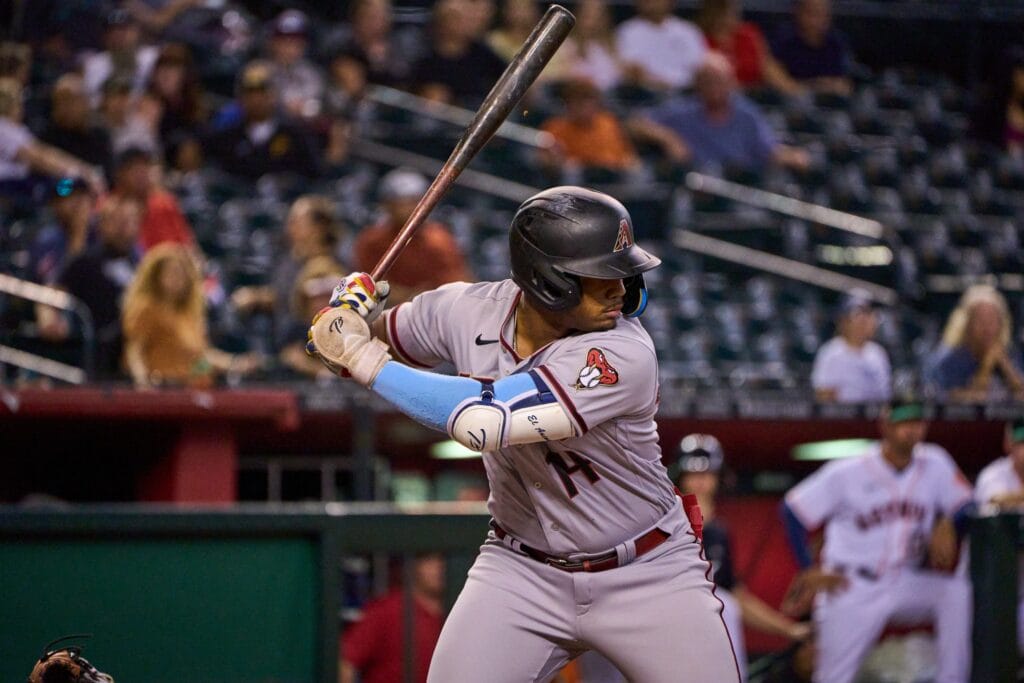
[306,307,391,387]
[328,272,390,323]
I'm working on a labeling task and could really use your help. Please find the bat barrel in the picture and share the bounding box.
[370,4,575,281]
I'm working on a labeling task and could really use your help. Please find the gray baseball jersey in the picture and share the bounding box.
[386,279,677,554]
[384,278,741,682]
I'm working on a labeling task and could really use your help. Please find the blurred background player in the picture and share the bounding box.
[340,553,446,683]
[675,433,811,682]
[780,397,974,683]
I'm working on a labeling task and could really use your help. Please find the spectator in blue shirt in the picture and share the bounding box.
[926,284,1024,402]
[769,0,852,95]
[628,51,809,173]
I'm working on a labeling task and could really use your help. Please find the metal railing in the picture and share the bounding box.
[0,273,95,383]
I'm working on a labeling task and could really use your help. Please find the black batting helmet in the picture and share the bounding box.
[509,187,661,316]
[672,434,725,482]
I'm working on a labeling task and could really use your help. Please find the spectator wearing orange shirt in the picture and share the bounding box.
[354,168,472,303]
[539,78,641,183]
[111,146,195,251]
[696,0,801,95]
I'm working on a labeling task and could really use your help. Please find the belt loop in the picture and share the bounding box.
[615,539,637,566]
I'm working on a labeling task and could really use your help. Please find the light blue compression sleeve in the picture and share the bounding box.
[371,361,549,433]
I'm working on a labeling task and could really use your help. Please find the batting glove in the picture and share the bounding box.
[325,272,390,324]
[306,307,391,387]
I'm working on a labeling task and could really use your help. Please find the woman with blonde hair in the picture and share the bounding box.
[123,243,260,387]
[925,284,1024,401]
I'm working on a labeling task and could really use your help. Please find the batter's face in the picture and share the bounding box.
[559,276,626,333]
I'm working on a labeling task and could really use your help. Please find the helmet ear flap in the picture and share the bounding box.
[623,275,649,318]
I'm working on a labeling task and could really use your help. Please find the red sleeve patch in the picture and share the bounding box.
[575,347,619,389]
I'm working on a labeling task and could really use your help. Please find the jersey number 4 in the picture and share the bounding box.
[545,449,601,498]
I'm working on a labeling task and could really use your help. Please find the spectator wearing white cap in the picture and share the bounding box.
[353,167,472,303]
[811,288,892,403]
[267,9,325,119]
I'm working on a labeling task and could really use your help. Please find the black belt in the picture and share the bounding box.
[834,564,880,582]
[491,521,670,573]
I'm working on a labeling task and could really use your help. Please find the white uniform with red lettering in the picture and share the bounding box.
[385,279,740,683]
[785,443,973,683]
[975,455,1024,652]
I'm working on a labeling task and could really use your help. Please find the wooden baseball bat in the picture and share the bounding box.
[371,4,575,281]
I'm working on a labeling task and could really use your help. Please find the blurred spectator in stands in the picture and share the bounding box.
[675,434,811,681]
[39,73,114,178]
[144,43,206,147]
[109,146,195,252]
[628,52,810,173]
[278,254,346,378]
[28,177,96,287]
[970,45,1024,155]
[925,284,1024,402]
[488,0,572,81]
[465,0,497,41]
[29,177,96,344]
[615,0,706,93]
[123,243,261,388]
[231,195,344,351]
[697,0,801,95]
[81,9,159,105]
[411,0,507,106]
[204,60,320,179]
[327,0,418,110]
[125,0,204,38]
[58,196,141,377]
[340,553,445,683]
[266,9,324,120]
[354,167,472,303]
[563,0,624,93]
[975,418,1024,654]
[539,78,641,182]
[100,74,160,156]
[769,0,852,96]
[811,289,891,404]
[0,42,32,86]
[0,78,105,195]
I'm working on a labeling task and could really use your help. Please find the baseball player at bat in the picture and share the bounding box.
[309,186,741,682]
[780,397,974,683]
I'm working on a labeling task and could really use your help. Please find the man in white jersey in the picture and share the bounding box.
[975,417,1024,652]
[780,398,973,683]
[306,186,740,682]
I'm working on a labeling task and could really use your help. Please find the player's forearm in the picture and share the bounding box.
[370,361,572,450]
[734,586,803,640]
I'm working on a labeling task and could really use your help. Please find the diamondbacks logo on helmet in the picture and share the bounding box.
[613,219,633,252]
[575,348,619,389]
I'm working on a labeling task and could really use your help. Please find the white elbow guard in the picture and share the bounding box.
[449,402,509,452]
[448,396,575,452]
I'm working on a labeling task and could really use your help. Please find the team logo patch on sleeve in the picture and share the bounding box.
[612,219,634,252]
[575,348,619,389]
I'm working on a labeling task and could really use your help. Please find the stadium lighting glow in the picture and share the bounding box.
[792,438,874,461]
[430,440,482,460]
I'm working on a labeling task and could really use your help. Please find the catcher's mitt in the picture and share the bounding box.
[27,635,113,683]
